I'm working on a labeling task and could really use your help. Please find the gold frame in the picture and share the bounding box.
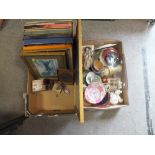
[20,51,67,79]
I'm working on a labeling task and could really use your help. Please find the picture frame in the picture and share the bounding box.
[22,44,73,69]
[20,51,67,79]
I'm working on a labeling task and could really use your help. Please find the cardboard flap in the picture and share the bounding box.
[74,19,84,123]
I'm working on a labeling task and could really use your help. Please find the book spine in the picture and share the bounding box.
[23,34,71,39]
[24,20,73,26]
[22,44,72,51]
[23,37,73,46]
[24,29,72,36]
[24,23,72,29]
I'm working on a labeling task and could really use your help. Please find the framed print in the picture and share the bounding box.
[22,44,73,69]
[21,51,67,79]
[33,58,58,77]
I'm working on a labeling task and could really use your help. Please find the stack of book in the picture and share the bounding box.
[20,20,74,80]
[23,20,73,45]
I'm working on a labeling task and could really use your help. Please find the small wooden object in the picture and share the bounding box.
[58,69,74,84]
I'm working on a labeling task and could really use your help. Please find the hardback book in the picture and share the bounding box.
[24,20,73,27]
[22,44,72,51]
[24,23,72,29]
[23,34,71,39]
[23,37,73,46]
[24,28,72,36]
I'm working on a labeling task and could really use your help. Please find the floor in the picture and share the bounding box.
[0,19,155,135]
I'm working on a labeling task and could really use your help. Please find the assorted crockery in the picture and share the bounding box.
[82,44,124,107]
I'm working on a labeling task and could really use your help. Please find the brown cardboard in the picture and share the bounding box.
[24,20,81,119]
[83,39,129,110]
[26,71,76,115]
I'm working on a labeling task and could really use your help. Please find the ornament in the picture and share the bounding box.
[86,72,102,85]
[84,82,106,104]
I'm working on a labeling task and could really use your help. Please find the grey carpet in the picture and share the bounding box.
[0,19,154,134]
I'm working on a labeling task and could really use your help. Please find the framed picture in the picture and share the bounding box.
[22,44,73,69]
[21,51,67,79]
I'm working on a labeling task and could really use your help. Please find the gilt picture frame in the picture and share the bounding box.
[21,51,67,79]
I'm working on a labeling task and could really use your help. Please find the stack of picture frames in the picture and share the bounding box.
[20,20,74,93]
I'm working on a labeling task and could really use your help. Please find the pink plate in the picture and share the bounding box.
[84,82,106,104]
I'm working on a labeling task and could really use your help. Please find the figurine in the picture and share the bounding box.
[82,45,94,70]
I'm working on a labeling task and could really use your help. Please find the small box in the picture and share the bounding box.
[32,79,46,92]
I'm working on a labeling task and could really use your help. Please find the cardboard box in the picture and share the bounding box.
[82,39,129,110]
[24,71,76,116]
